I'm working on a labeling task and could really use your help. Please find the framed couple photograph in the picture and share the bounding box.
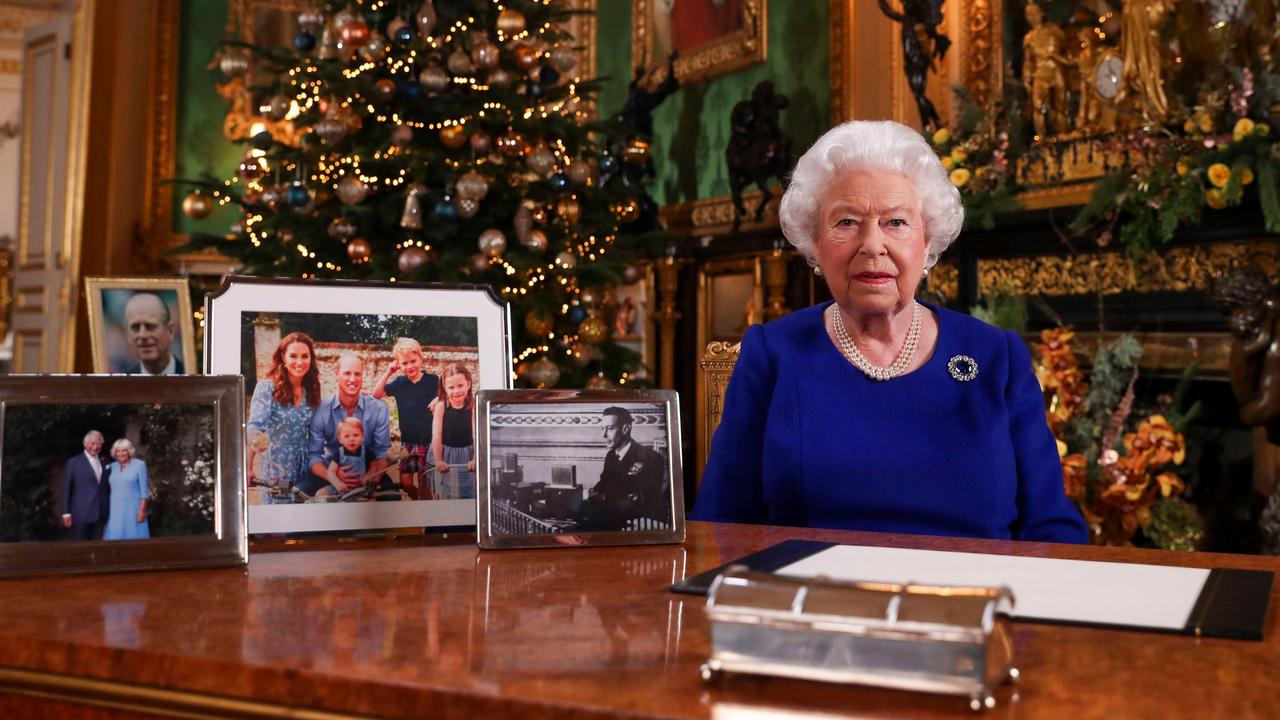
[0,375,246,577]
[476,389,685,549]
[84,277,198,375]
[204,276,512,535]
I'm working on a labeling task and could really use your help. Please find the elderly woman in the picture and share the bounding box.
[692,121,1086,543]
[103,438,150,541]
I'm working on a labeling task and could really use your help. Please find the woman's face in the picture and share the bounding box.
[813,171,927,318]
[283,342,312,381]
[113,447,130,463]
[444,372,470,406]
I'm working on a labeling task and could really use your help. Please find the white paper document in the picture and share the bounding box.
[779,545,1210,630]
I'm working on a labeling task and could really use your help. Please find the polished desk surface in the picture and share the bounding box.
[0,522,1277,719]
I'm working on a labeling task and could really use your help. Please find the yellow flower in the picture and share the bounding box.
[1257,123,1271,137]
[1241,167,1255,185]
[949,168,971,188]
[1175,159,1190,176]
[1056,439,1068,458]
[1233,118,1256,142]
[1197,114,1214,134]
[950,148,968,163]
[931,128,951,145]
[1183,118,1195,133]
[1205,188,1227,209]
[1207,163,1232,188]
[941,156,955,170]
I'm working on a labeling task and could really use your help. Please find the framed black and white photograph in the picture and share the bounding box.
[84,277,198,375]
[204,276,512,535]
[476,389,684,549]
[0,375,246,577]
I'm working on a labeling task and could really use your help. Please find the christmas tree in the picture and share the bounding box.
[179,0,658,389]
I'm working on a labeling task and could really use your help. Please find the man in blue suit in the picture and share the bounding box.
[60,430,111,541]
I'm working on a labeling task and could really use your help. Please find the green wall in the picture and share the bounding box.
[595,0,830,205]
[173,0,239,235]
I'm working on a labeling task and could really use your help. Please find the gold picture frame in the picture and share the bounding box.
[632,0,767,85]
[83,277,197,375]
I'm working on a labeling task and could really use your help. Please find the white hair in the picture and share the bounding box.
[83,430,103,445]
[110,438,135,458]
[778,120,964,270]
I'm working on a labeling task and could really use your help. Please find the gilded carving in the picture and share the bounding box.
[978,241,1280,297]
[660,190,777,235]
[963,0,997,110]
[699,340,741,472]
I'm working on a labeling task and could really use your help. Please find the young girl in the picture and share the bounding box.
[432,364,475,500]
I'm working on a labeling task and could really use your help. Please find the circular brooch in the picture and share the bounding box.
[947,354,979,382]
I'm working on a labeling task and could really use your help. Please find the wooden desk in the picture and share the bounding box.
[0,522,1276,719]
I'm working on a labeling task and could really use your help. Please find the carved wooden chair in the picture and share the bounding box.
[697,340,742,483]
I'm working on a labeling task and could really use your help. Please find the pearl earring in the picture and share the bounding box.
[813,266,823,276]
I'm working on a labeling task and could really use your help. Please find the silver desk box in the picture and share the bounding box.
[701,568,1018,711]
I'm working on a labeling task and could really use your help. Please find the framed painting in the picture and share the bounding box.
[632,0,767,85]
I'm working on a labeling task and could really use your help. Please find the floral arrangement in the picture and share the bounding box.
[928,93,1021,231]
[1035,328,1205,549]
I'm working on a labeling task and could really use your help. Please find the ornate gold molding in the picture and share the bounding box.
[658,190,778,235]
[962,0,999,112]
[827,0,847,126]
[141,0,179,271]
[1043,331,1231,378]
[0,5,57,35]
[698,339,741,481]
[978,240,1280,297]
[632,0,766,85]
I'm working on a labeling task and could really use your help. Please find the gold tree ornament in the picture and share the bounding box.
[182,191,213,220]
[439,124,468,149]
[346,237,372,262]
[497,8,527,36]
[527,357,561,388]
[578,316,608,345]
[524,310,554,337]
[556,197,581,224]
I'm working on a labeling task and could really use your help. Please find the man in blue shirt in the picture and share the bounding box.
[305,353,391,494]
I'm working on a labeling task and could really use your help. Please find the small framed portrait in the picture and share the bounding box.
[633,0,767,85]
[204,276,512,535]
[476,389,685,549]
[0,375,247,577]
[84,277,197,375]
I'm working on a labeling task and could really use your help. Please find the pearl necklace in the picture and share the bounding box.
[831,302,922,381]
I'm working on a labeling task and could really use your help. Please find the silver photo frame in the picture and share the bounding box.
[0,375,247,577]
[476,389,685,549]
[204,276,512,535]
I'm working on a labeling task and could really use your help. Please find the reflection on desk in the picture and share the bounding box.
[0,523,1274,719]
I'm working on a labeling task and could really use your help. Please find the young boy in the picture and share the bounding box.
[373,337,439,499]
[320,417,376,497]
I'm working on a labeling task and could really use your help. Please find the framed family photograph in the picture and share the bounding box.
[204,276,512,535]
[632,0,767,85]
[0,375,247,577]
[476,389,684,549]
[84,277,198,375]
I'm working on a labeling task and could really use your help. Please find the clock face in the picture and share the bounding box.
[1094,54,1124,100]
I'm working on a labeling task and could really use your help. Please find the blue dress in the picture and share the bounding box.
[247,379,315,488]
[692,302,1088,544]
[104,459,150,540]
